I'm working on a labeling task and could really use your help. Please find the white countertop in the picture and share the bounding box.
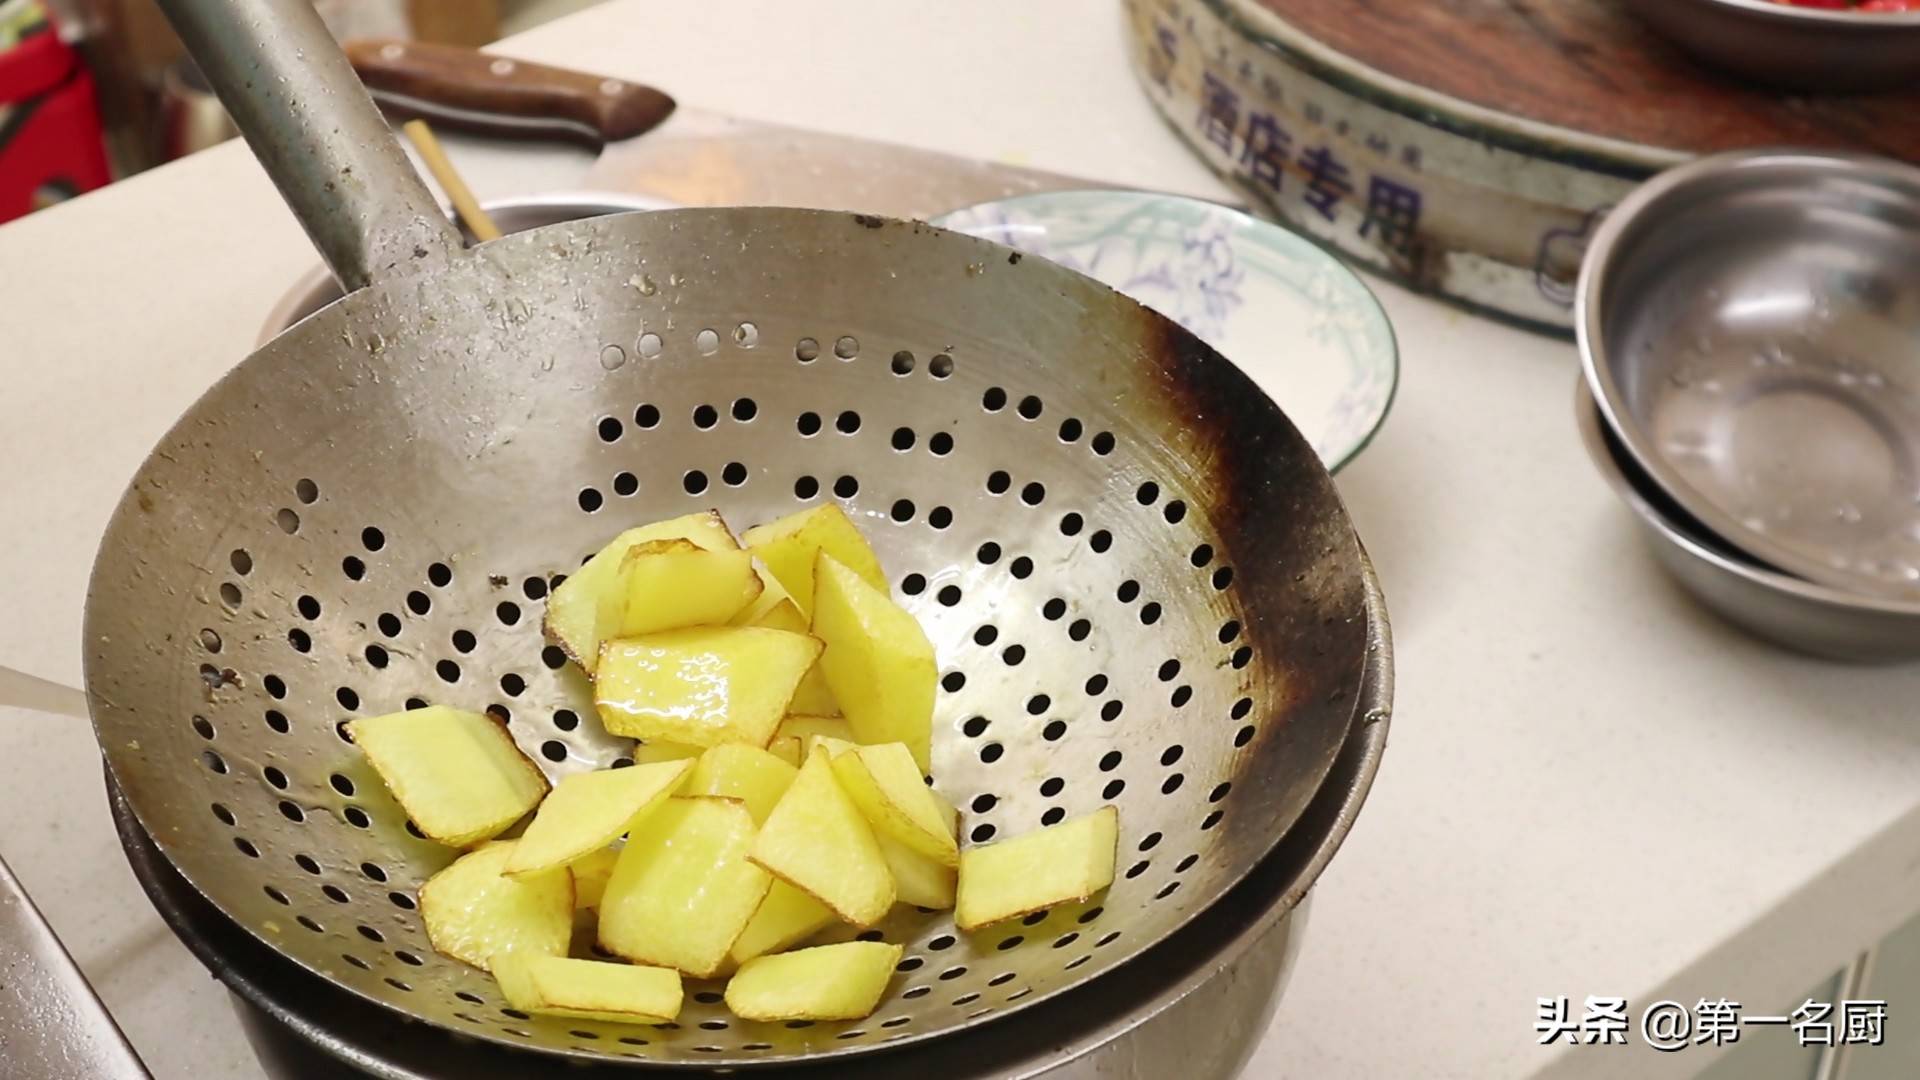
[4,2,1920,1078]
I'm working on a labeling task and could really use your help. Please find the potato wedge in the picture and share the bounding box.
[491,953,682,1024]
[776,714,855,746]
[502,760,691,877]
[728,880,837,966]
[955,807,1118,931]
[725,940,903,1022]
[420,841,572,968]
[728,556,797,627]
[766,735,803,767]
[348,706,547,847]
[632,741,703,765]
[811,553,937,770]
[598,797,771,977]
[570,847,618,910]
[544,510,738,674]
[682,744,798,825]
[619,539,762,636]
[879,834,956,910]
[743,597,840,715]
[741,503,887,615]
[750,748,893,926]
[830,742,959,867]
[595,627,823,748]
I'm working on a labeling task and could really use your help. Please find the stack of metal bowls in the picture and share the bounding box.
[1576,149,1920,662]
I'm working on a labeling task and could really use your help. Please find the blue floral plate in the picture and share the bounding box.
[933,190,1398,471]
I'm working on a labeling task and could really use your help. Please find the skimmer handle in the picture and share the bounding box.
[0,853,151,1077]
[154,0,461,292]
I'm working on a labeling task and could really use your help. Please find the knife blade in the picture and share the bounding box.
[345,39,1107,221]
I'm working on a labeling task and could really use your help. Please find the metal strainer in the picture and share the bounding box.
[86,0,1373,1068]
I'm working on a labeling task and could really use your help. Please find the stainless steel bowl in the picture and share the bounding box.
[1576,379,1920,662]
[1617,0,1920,91]
[1577,149,1920,603]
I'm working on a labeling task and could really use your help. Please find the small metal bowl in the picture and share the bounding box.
[1618,0,1920,91]
[1578,149,1920,602]
[1577,379,1920,662]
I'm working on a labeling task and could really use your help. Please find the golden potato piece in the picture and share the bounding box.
[830,742,958,867]
[570,847,618,910]
[348,706,547,847]
[420,841,572,969]
[502,760,691,877]
[879,834,956,910]
[742,503,887,615]
[728,556,797,627]
[725,941,903,1022]
[544,511,738,674]
[766,735,803,767]
[743,597,840,715]
[619,539,762,636]
[776,715,855,746]
[597,797,771,977]
[811,554,936,770]
[728,880,837,966]
[956,807,1118,931]
[594,627,823,748]
[682,744,798,825]
[750,748,893,926]
[491,953,682,1024]
[632,740,703,764]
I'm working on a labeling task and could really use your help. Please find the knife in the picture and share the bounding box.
[344,39,1107,221]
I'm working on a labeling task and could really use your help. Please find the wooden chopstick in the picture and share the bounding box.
[401,119,502,242]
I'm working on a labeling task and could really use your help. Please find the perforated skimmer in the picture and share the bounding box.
[84,0,1374,1068]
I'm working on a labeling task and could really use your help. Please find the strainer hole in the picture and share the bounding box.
[192,716,215,739]
[344,807,371,828]
[637,332,663,360]
[1219,620,1242,643]
[1126,860,1150,880]
[970,823,996,842]
[1058,513,1083,537]
[1210,782,1233,803]
[796,411,822,437]
[501,1008,530,1020]
[1009,556,1034,579]
[834,335,859,359]
[361,527,385,552]
[1067,618,1091,642]
[785,1020,815,1029]
[698,1020,728,1031]
[1078,906,1104,924]
[541,740,568,763]
[360,862,386,882]
[322,884,348,903]
[1202,810,1225,830]
[1041,597,1066,621]
[553,709,580,731]
[618,1036,648,1046]
[1140,602,1162,625]
[406,591,431,616]
[1139,833,1163,852]
[211,802,234,825]
[954,992,981,1006]
[1065,955,1091,970]
[833,474,859,498]
[891,350,915,374]
[1156,881,1182,900]
[715,461,746,487]
[389,891,415,910]
[230,549,252,575]
[1170,685,1192,708]
[278,800,305,823]
[578,488,603,513]
[219,582,242,609]
[891,499,916,523]
[1101,700,1123,722]
[936,584,961,607]
[1025,694,1049,715]
[1001,645,1025,666]
[890,427,916,452]
[1162,773,1185,794]
[634,403,661,428]
[929,353,954,378]
[597,416,623,443]
[1176,853,1199,873]
[378,613,401,637]
[882,1016,912,1028]
[692,404,719,429]
[972,627,997,649]
[436,659,461,683]
[1052,932,1079,949]
[275,508,300,534]
[1104,779,1126,799]
[836,410,861,434]
[405,698,428,710]
[1085,674,1108,695]
[1039,777,1064,797]
[264,766,289,790]
[337,686,360,710]
[929,432,954,456]
[902,574,926,596]
[1007,988,1032,1002]
[295,854,320,875]
[1213,566,1235,589]
[982,387,1007,411]
[496,602,522,628]
[456,991,483,1004]
[978,743,1001,764]
[928,935,956,951]
[1020,482,1046,506]
[794,475,820,499]
[970,793,996,811]
[233,837,258,857]
[989,971,1017,986]
[1042,721,1067,742]
[997,936,1022,951]
[542,646,567,670]
[1164,500,1187,523]
[199,628,222,653]
[384,978,412,992]
[683,470,709,495]
[1058,418,1083,442]
[928,505,953,529]
[451,630,476,654]
[1098,751,1122,772]
[1136,481,1159,505]
[1091,432,1115,455]
[1231,696,1253,719]
[264,885,288,905]
[976,542,1001,565]
[696,329,721,355]
[1040,807,1065,825]
[343,954,368,970]
[359,925,385,943]
[692,990,723,1004]
[297,595,322,620]
[986,471,1010,495]
[943,671,967,692]
[1017,395,1043,420]
[288,628,312,653]
[1097,931,1122,947]
[856,930,886,942]
[342,556,366,581]
[1161,745,1183,766]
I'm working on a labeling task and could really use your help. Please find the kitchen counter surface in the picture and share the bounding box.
[3,2,1919,1078]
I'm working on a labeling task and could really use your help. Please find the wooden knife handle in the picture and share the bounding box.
[344,38,675,148]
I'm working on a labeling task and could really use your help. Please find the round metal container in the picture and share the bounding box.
[1618,0,1920,92]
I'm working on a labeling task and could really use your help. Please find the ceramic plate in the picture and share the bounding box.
[934,190,1397,471]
